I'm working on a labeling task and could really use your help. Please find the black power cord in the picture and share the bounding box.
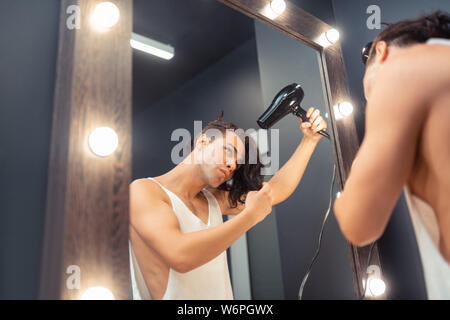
[295,162,379,300]
[298,164,336,300]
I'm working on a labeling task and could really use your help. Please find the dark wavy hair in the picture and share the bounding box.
[366,10,450,65]
[191,111,264,208]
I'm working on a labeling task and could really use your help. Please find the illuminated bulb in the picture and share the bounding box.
[324,112,328,119]
[317,28,340,47]
[333,101,354,119]
[81,286,115,300]
[325,28,340,44]
[338,101,353,117]
[88,126,119,157]
[336,192,341,198]
[364,265,386,298]
[270,0,286,15]
[91,2,120,29]
[368,278,386,297]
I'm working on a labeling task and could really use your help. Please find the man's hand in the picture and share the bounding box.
[299,107,327,142]
[243,182,273,225]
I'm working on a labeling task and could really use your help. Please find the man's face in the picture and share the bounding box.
[196,130,246,187]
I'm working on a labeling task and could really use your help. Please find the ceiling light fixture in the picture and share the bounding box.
[130,32,175,60]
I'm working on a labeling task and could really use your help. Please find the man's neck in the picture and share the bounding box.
[160,162,208,200]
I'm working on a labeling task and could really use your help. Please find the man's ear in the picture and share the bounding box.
[375,41,388,63]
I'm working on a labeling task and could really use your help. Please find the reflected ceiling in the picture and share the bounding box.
[133,0,255,115]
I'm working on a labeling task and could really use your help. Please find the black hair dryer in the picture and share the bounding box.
[257,83,330,140]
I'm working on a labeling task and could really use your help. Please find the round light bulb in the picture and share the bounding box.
[81,286,115,300]
[91,2,120,29]
[368,278,386,296]
[88,126,119,157]
[325,28,340,44]
[338,101,354,117]
[270,0,286,15]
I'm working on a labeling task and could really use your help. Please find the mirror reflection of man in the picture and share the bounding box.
[129,109,327,299]
[334,11,450,299]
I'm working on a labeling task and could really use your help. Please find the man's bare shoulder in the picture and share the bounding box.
[371,44,449,116]
[130,178,171,206]
[129,178,181,236]
[384,44,450,92]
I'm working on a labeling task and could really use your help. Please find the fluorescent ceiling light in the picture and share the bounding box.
[130,32,174,60]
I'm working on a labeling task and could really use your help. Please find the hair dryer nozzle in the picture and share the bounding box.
[257,83,304,129]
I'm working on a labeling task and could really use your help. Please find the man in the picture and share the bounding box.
[333,11,450,297]
[129,108,327,299]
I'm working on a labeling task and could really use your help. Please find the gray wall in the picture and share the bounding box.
[290,0,336,26]
[0,0,60,299]
[331,0,450,299]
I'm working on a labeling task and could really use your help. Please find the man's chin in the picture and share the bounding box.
[212,181,223,188]
[211,177,224,188]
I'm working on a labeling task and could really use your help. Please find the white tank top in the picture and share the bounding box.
[401,37,450,300]
[403,186,450,299]
[129,177,234,300]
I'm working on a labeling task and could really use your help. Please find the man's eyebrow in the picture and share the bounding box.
[227,143,245,163]
[227,143,238,155]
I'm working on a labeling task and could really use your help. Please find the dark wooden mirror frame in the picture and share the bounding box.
[39,0,386,300]
[39,0,132,300]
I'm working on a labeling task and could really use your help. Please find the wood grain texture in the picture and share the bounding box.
[219,0,386,299]
[40,0,132,300]
[39,0,77,300]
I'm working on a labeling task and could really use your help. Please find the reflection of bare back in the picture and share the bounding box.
[407,80,450,263]
[400,42,450,299]
[334,42,450,269]
[379,44,450,262]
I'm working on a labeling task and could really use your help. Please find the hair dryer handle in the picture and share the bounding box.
[295,107,330,140]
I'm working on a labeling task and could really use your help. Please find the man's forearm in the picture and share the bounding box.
[268,136,318,204]
[175,209,256,272]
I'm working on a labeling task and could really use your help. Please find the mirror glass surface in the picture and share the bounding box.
[131,0,354,300]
